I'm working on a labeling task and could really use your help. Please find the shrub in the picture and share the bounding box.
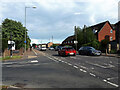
[110,49,117,54]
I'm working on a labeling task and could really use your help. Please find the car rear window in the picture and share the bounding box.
[62,47,74,50]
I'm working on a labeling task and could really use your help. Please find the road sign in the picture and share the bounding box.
[8,41,15,44]
[24,41,27,43]
[74,41,78,44]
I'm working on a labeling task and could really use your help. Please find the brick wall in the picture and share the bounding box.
[98,22,116,42]
[3,48,24,57]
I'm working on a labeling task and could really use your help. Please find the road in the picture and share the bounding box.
[2,49,119,89]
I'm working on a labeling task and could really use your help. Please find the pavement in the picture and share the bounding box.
[21,48,37,59]
[102,53,120,58]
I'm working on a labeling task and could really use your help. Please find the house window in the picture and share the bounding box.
[110,37,113,41]
[110,29,113,33]
[71,41,73,43]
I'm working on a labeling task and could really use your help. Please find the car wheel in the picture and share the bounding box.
[79,52,81,55]
[73,53,76,56]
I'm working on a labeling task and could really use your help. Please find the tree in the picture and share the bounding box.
[100,39,109,54]
[77,27,100,49]
[2,18,31,51]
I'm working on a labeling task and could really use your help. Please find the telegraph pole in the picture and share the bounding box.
[75,26,77,51]
[10,32,12,57]
[84,25,87,44]
[52,35,53,43]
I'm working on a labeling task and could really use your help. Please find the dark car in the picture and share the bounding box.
[78,46,101,56]
[55,46,62,51]
[58,46,76,56]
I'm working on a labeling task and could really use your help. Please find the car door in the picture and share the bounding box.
[79,47,84,54]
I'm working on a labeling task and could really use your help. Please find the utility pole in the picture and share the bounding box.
[10,32,12,57]
[84,25,87,44]
[52,35,53,43]
[75,26,77,51]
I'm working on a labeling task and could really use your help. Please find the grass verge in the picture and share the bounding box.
[1,56,22,60]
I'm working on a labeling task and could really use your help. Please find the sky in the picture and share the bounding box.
[0,0,119,44]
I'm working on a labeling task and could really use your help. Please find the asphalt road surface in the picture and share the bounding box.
[2,49,119,89]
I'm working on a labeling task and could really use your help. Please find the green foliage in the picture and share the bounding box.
[110,49,117,54]
[77,27,100,49]
[100,39,109,50]
[51,44,58,48]
[64,45,71,47]
[2,55,22,60]
[2,38,8,52]
[2,18,31,50]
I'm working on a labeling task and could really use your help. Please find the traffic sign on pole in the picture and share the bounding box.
[24,41,27,43]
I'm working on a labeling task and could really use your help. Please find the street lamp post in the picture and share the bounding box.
[24,6,36,53]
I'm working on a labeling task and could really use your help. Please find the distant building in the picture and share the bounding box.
[62,35,75,46]
[47,42,53,48]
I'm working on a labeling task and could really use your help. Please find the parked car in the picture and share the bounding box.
[40,47,47,51]
[49,47,54,50]
[58,46,76,56]
[55,46,62,51]
[78,46,101,56]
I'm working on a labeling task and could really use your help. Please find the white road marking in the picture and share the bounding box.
[31,60,38,63]
[79,69,87,73]
[68,63,72,66]
[107,77,118,80]
[86,61,114,69]
[47,56,59,63]
[103,79,119,87]
[73,65,78,69]
[79,65,88,69]
[70,57,76,59]
[58,60,62,62]
[2,62,17,65]
[64,61,68,64]
[53,57,59,60]
[89,73,96,77]
[32,49,38,55]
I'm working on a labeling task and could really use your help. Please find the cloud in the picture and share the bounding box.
[0,0,119,44]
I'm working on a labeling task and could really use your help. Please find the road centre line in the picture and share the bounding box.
[67,63,72,66]
[73,65,78,69]
[80,69,87,73]
[89,73,96,77]
[46,56,59,63]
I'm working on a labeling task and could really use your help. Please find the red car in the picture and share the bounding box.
[58,46,76,56]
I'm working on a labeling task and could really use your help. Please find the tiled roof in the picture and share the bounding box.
[89,21,107,32]
[63,35,75,42]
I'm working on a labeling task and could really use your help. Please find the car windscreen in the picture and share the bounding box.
[87,47,95,50]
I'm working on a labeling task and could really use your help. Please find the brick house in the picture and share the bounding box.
[89,21,115,42]
[62,21,116,47]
